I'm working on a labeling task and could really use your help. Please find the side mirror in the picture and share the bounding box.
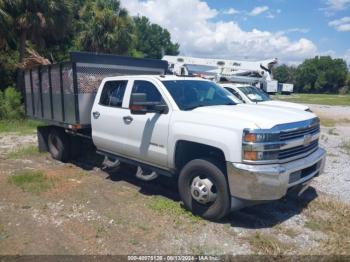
[130,93,148,115]
[130,93,168,115]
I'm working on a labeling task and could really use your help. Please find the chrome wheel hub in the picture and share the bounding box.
[190,176,217,204]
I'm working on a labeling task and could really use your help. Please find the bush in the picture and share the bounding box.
[0,87,24,120]
[338,86,349,95]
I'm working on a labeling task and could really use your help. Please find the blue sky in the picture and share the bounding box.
[122,0,350,64]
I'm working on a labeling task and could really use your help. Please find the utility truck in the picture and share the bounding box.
[24,52,326,220]
[163,55,304,110]
[278,83,294,94]
[163,55,280,93]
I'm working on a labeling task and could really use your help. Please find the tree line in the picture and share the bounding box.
[0,0,179,90]
[273,56,350,94]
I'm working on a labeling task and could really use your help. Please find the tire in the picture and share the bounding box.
[47,128,70,162]
[178,159,230,220]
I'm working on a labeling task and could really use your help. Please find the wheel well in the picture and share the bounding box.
[174,140,226,173]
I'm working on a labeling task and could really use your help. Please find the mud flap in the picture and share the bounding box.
[37,126,51,152]
[69,135,82,159]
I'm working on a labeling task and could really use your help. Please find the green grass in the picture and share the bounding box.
[0,119,42,135]
[304,197,350,254]
[273,93,350,106]
[274,225,299,238]
[305,221,322,231]
[7,145,42,159]
[320,117,337,127]
[247,232,292,255]
[340,140,350,156]
[8,170,54,194]
[95,224,107,238]
[318,116,350,127]
[327,128,339,136]
[148,196,202,224]
[0,224,8,241]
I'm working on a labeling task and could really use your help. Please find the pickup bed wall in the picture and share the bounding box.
[24,52,168,127]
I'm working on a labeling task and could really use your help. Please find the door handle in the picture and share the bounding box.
[93,111,100,119]
[123,116,133,123]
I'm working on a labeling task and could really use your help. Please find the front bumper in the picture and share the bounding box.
[226,148,326,201]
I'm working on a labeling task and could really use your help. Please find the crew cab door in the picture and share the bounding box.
[123,80,171,168]
[91,80,130,156]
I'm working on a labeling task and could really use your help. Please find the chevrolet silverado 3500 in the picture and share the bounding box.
[25,52,326,220]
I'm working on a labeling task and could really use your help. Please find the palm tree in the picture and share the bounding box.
[0,0,71,91]
[1,0,71,63]
[0,0,13,49]
[77,0,136,55]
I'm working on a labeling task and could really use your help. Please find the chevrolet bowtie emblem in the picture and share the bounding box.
[303,134,312,146]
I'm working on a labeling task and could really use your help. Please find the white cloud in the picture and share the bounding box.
[248,6,269,16]
[325,0,350,11]
[329,16,350,31]
[286,28,310,34]
[321,0,350,16]
[266,13,275,19]
[121,0,317,63]
[223,8,239,15]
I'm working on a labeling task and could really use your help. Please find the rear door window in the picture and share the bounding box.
[99,81,127,108]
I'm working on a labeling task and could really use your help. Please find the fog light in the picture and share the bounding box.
[244,151,257,161]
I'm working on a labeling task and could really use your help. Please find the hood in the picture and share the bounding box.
[259,100,309,111]
[191,104,316,129]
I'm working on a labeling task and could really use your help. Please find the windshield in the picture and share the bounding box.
[162,80,236,110]
[238,86,271,102]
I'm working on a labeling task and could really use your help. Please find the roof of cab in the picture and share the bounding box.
[103,75,210,82]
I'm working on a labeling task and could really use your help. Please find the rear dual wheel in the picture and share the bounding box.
[48,128,71,162]
[178,159,231,220]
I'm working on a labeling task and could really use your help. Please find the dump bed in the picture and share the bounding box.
[24,52,168,127]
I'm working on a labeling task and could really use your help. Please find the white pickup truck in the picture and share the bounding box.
[222,83,310,111]
[25,53,326,220]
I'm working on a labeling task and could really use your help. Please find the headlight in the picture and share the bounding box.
[243,130,279,143]
[243,129,280,162]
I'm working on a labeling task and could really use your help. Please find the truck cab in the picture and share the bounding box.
[221,83,310,112]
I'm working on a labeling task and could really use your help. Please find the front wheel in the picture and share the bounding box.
[178,159,230,220]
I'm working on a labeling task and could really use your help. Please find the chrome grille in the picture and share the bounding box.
[242,118,321,164]
[279,140,318,160]
[280,124,320,141]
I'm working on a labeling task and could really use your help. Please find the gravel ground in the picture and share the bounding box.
[307,104,350,202]
[0,134,37,159]
[307,104,350,120]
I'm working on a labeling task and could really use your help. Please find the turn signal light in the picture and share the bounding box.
[244,133,257,143]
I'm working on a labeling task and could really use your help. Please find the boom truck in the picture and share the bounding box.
[24,52,326,220]
[163,55,294,94]
[163,56,305,110]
